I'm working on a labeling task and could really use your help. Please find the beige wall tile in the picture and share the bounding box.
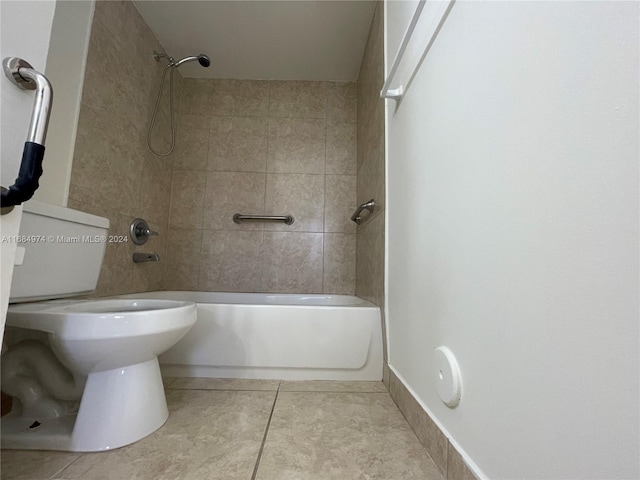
[326,123,357,175]
[71,2,370,297]
[212,79,269,116]
[267,118,325,174]
[95,214,135,296]
[199,230,265,292]
[139,154,172,227]
[323,233,356,294]
[269,80,327,118]
[326,82,357,125]
[173,115,210,171]
[356,2,386,310]
[325,175,357,233]
[69,103,134,219]
[448,442,478,480]
[264,174,324,232]
[208,116,268,172]
[164,228,202,290]
[169,170,206,229]
[88,2,160,131]
[173,69,184,114]
[181,78,213,115]
[203,171,266,231]
[355,211,385,306]
[69,0,175,295]
[262,232,323,293]
[357,2,385,174]
[147,102,173,158]
[162,77,359,294]
[357,136,385,214]
[80,18,129,120]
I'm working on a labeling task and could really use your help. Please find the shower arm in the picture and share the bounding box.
[1,57,53,213]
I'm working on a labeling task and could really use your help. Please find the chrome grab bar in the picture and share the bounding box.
[351,199,376,225]
[1,57,53,212]
[233,214,294,225]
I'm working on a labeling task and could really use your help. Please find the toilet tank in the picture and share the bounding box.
[9,200,110,303]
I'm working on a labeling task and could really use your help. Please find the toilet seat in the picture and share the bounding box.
[7,299,195,338]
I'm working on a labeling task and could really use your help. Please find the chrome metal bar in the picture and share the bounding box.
[233,214,294,225]
[351,199,376,225]
[20,68,53,144]
[3,58,53,144]
[133,252,160,263]
[1,58,53,212]
[380,0,426,101]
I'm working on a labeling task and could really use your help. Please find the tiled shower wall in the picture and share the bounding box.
[165,80,358,294]
[356,5,385,313]
[67,0,180,296]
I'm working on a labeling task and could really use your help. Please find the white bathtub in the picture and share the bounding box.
[118,292,383,381]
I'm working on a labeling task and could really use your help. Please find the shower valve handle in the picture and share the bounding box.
[129,218,158,245]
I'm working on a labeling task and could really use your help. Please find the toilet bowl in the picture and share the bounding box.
[1,201,197,452]
[3,298,196,452]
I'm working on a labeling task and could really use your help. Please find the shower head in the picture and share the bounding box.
[197,54,211,68]
[174,54,211,68]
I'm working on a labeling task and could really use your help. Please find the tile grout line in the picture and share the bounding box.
[48,453,84,479]
[250,381,281,480]
[166,387,278,393]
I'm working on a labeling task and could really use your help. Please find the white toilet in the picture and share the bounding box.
[1,200,196,452]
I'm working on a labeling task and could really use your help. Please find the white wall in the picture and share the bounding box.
[386,2,639,479]
[0,1,57,333]
[35,0,94,206]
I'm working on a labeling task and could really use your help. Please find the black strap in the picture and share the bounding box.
[1,141,45,207]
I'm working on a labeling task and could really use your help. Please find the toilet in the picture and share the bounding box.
[1,201,196,452]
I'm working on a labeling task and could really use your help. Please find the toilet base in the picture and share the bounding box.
[1,358,168,452]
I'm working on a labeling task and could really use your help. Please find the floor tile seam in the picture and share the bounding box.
[278,390,389,394]
[47,453,84,479]
[163,378,176,388]
[250,384,280,480]
[167,387,279,392]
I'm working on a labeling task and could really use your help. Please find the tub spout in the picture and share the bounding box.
[133,252,160,263]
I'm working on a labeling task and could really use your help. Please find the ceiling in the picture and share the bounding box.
[133,1,376,81]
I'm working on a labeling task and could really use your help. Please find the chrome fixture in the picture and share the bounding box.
[147,50,211,157]
[1,57,53,213]
[133,252,160,263]
[129,218,158,245]
[152,52,210,68]
[351,199,376,225]
[233,213,294,225]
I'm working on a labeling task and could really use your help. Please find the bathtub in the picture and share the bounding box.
[118,292,383,381]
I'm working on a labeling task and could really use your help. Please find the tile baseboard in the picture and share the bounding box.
[386,365,478,480]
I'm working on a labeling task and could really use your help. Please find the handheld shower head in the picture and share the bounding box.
[198,54,211,67]
[174,54,211,68]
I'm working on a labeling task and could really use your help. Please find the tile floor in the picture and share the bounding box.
[1,379,444,480]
